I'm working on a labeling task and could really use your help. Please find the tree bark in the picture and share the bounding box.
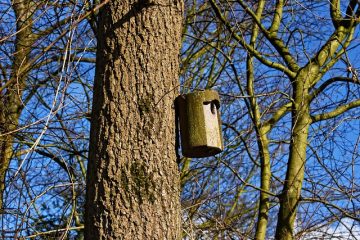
[84,0,184,239]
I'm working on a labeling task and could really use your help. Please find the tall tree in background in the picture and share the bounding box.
[0,0,35,208]
[84,0,184,239]
[1,0,97,237]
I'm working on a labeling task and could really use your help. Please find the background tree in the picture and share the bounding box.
[179,0,360,239]
[0,0,36,208]
[0,0,98,238]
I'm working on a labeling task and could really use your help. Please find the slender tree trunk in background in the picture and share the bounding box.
[243,1,270,238]
[275,71,311,240]
[254,128,271,240]
[84,0,184,239]
[0,0,34,209]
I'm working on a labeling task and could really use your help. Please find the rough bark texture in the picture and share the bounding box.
[0,0,34,208]
[84,0,184,239]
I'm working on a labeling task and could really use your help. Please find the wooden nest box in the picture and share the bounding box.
[176,90,224,158]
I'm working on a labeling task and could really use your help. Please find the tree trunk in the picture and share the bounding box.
[0,0,34,209]
[254,129,271,240]
[275,74,311,240]
[84,0,184,239]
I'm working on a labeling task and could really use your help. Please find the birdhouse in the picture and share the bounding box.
[176,90,223,158]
